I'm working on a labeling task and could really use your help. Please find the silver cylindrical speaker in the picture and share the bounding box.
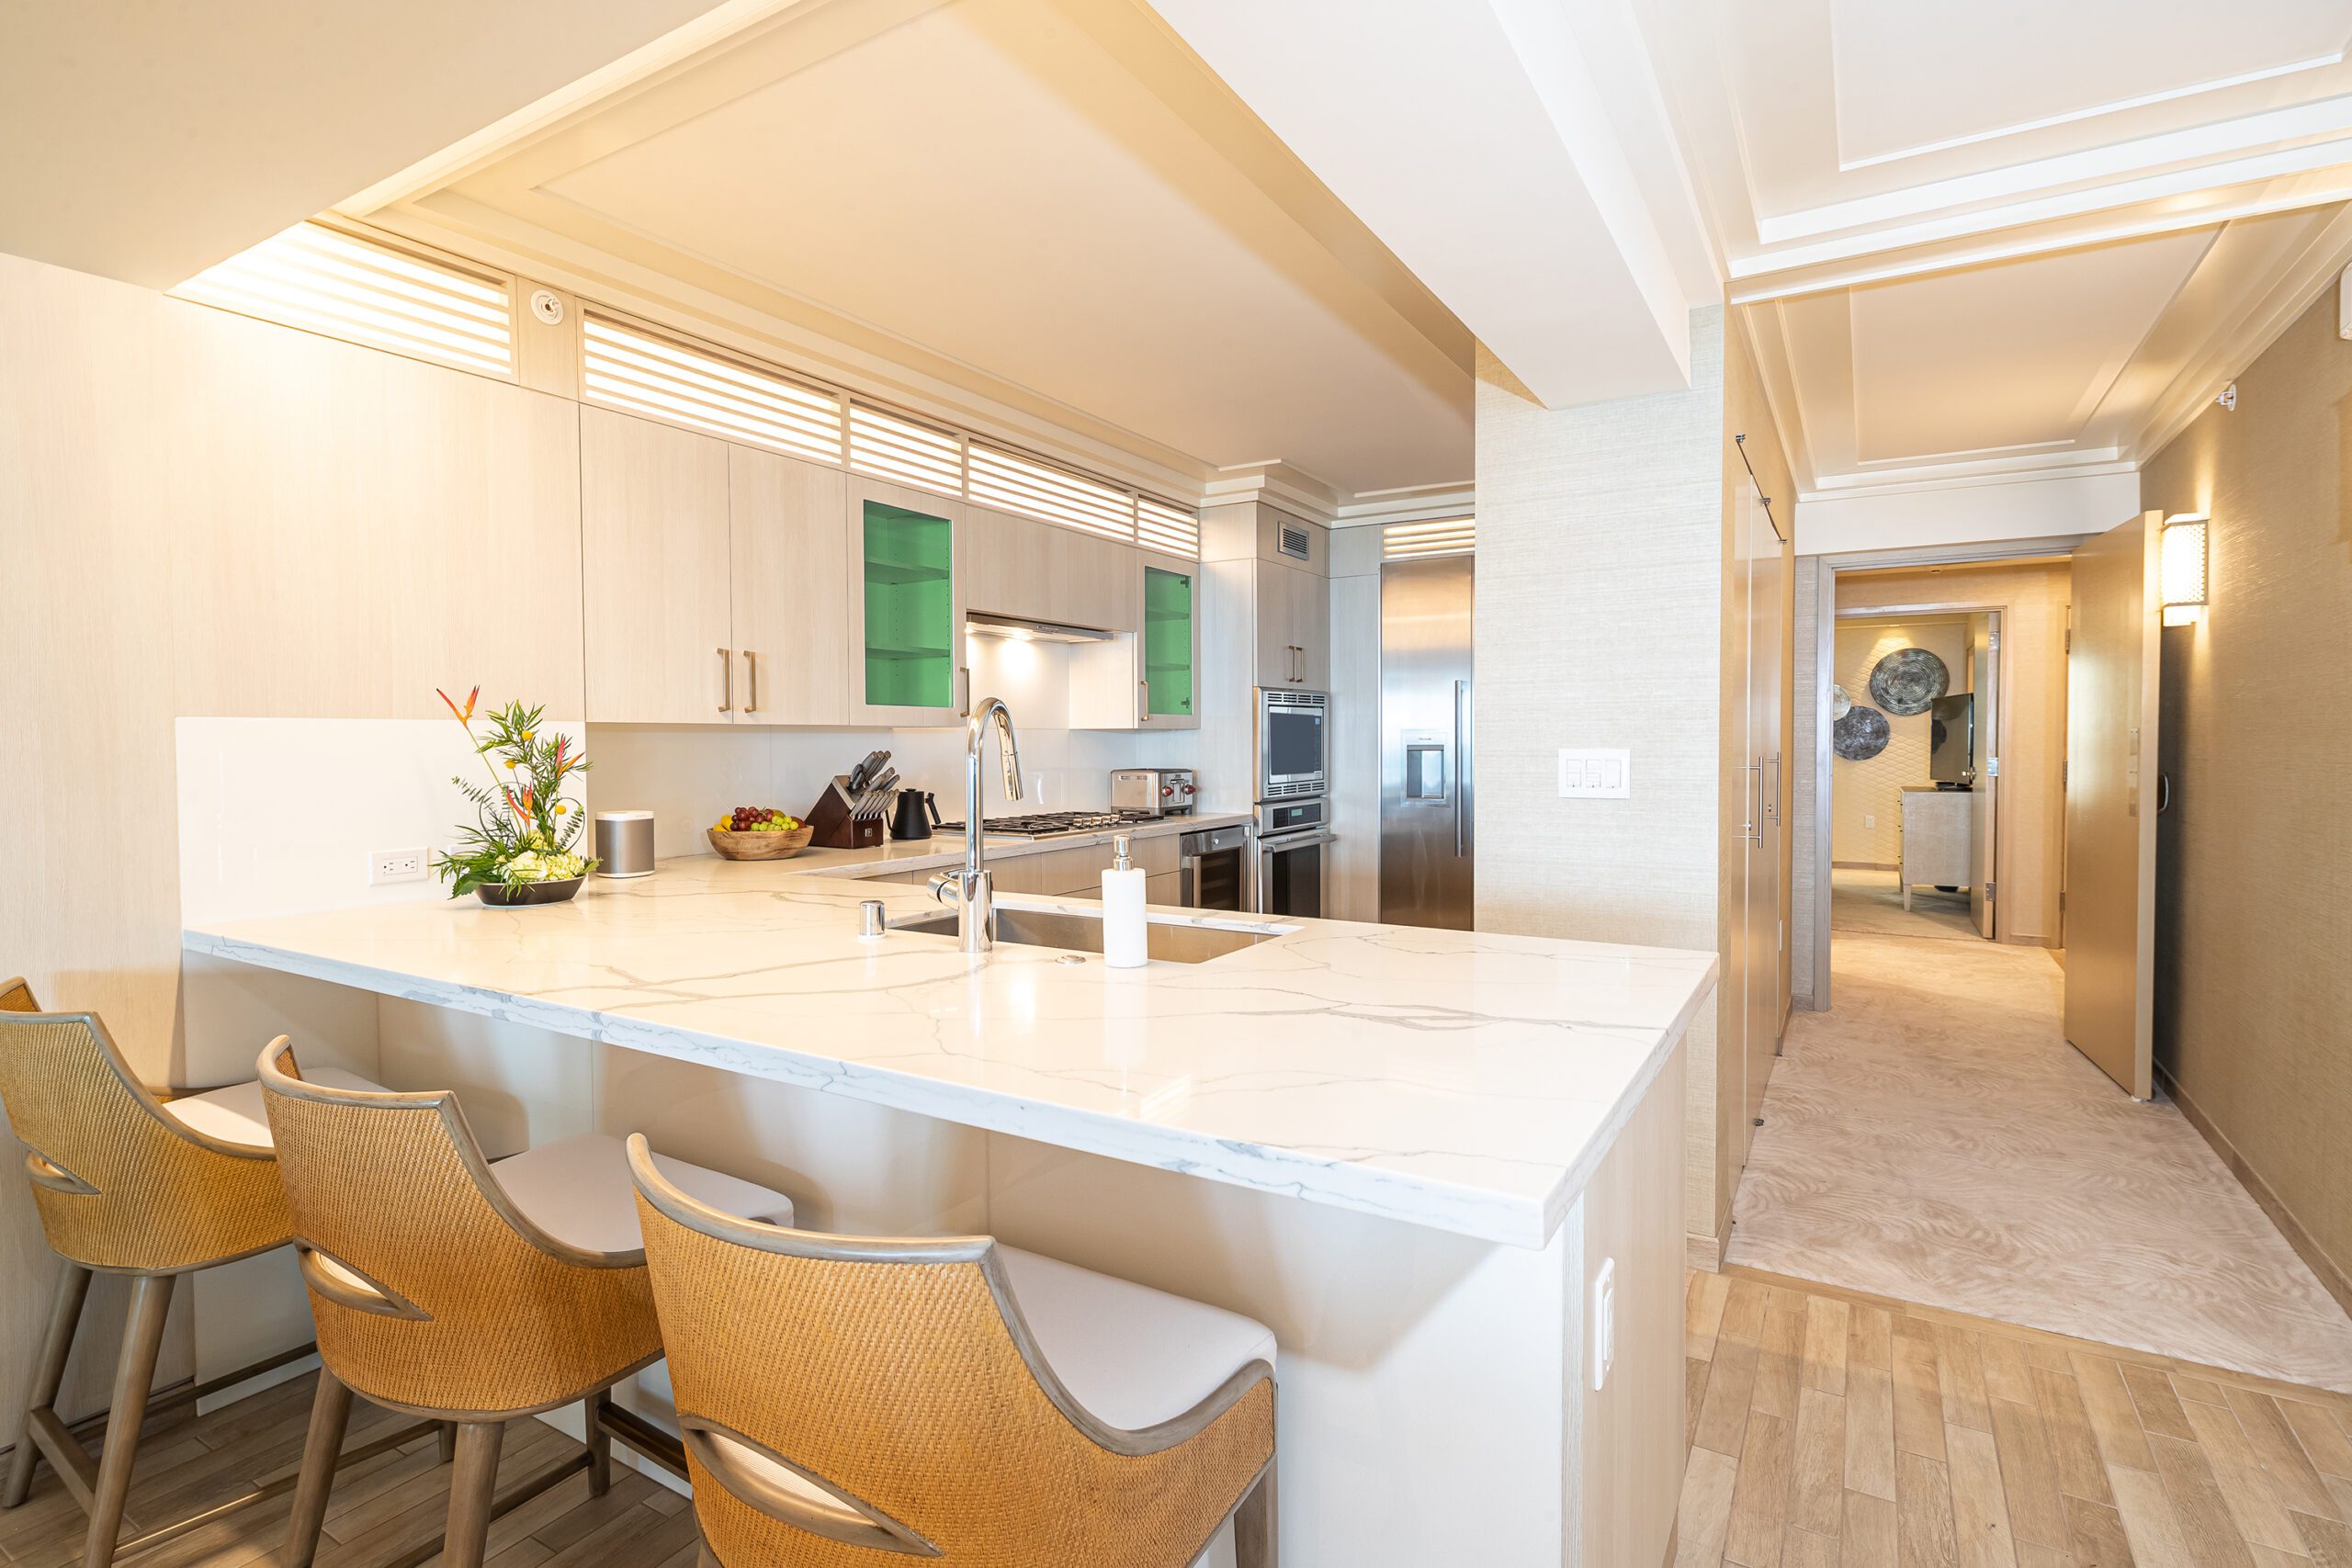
[594,810,656,877]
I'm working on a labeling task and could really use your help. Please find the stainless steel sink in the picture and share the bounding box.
[890,907,1278,964]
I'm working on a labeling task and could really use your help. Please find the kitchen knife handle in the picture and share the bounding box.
[718,648,732,713]
[742,650,759,715]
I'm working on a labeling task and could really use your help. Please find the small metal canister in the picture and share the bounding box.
[594,811,656,878]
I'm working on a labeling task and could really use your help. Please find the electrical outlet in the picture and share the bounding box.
[1591,1257,1617,1392]
[368,848,426,886]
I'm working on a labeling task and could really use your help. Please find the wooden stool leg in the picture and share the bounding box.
[1234,1457,1277,1568]
[4,1263,90,1507]
[585,1390,613,1496]
[282,1365,354,1568]
[79,1273,175,1568]
[443,1422,504,1568]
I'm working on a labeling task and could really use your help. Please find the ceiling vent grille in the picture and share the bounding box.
[848,404,963,497]
[969,443,1136,541]
[173,222,514,378]
[582,314,842,464]
[1136,495,1200,558]
[1383,518,1476,559]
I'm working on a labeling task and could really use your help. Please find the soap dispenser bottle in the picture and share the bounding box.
[1102,833,1148,968]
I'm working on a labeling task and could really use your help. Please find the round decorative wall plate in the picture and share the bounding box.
[1831,683,1853,720]
[1834,705,1891,761]
[1869,649,1949,716]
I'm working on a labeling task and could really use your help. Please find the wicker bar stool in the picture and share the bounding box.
[0,978,416,1568]
[255,1038,795,1568]
[626,1134,1280,1568]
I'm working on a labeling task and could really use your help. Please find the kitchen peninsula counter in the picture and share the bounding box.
[186,854,1712,1247]
[187,859,1713,1566]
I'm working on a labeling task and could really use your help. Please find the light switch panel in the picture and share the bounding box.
[1557,749,1632,798]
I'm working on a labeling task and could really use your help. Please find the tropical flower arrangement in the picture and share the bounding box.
[430,686,597,900]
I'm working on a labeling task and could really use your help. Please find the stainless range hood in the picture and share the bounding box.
[964,610,1113,644]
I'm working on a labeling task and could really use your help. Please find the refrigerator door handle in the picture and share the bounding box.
[1453,679,1474,858]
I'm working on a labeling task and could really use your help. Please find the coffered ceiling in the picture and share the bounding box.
[0,0,739,288]
[1639,0,2352,496]
[355,0,1474,501]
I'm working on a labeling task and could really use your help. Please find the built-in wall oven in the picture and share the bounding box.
[1256,687,1329,802]
[1253,798,1332,918]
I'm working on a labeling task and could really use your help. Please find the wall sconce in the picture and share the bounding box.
[2161,513,2209,626]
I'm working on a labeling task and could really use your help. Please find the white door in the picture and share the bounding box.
[2064,513,2161,1098]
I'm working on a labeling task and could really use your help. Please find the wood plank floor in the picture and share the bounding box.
[1681,1266,2352,1568]
[0,1371,697,1567]
[13,1259,2352,1567]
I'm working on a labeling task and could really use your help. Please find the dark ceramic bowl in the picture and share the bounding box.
[475,875,585,908]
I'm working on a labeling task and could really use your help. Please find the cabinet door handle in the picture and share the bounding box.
[743,650,759,715]
[718,648,732,713]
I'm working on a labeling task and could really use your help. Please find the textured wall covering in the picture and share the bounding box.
[2140,284,2352,1309]
[1834,561,2073,946]
[1832,620,1969,864]
[1474,307,1792,1260]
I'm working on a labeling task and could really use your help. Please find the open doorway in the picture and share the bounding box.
[1828,609,1997,944]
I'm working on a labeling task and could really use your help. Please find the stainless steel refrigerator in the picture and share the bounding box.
[1379,552,1474,928]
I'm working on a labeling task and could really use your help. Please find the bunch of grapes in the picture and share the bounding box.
[718,807,801,833]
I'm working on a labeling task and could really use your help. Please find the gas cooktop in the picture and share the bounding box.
[932,809,1163,840]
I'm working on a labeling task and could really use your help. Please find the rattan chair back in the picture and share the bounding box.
[0,987,290,1274]
[627,1135,1275,1567]
[256,1038,662,1419]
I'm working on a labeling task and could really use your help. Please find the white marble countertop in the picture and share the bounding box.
[184,857,1715,1247]
[776,811,1254,879]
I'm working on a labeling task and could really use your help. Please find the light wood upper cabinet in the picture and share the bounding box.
[729,446,848,727]
[582,407,734,724]
[964,506,1137,632]
[962,505,1056,624]
[1053,527,1139,631]
[1254,559,1329,690]
[848,475,967,726]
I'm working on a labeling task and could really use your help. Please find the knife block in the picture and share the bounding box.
[807,776,886,851]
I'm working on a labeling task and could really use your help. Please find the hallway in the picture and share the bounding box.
[1727,930,2352,1392]
[1829,866,1981,942]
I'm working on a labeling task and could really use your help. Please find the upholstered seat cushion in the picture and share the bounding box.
[163,1069,386,1146]
[492,1133,794,1255]
[993,1247,1277,1430]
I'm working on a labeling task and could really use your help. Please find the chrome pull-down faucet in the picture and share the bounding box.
[930,696,1023,952]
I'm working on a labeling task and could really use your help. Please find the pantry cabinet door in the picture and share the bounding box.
[581,408,735,723]
[729,446,848,726]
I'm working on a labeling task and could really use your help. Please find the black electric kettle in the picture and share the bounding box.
[890,789,941,841]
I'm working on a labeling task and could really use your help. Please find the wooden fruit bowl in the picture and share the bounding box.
[707,823,816,861]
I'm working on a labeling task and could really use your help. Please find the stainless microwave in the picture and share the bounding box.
[1256,687,1329,802]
